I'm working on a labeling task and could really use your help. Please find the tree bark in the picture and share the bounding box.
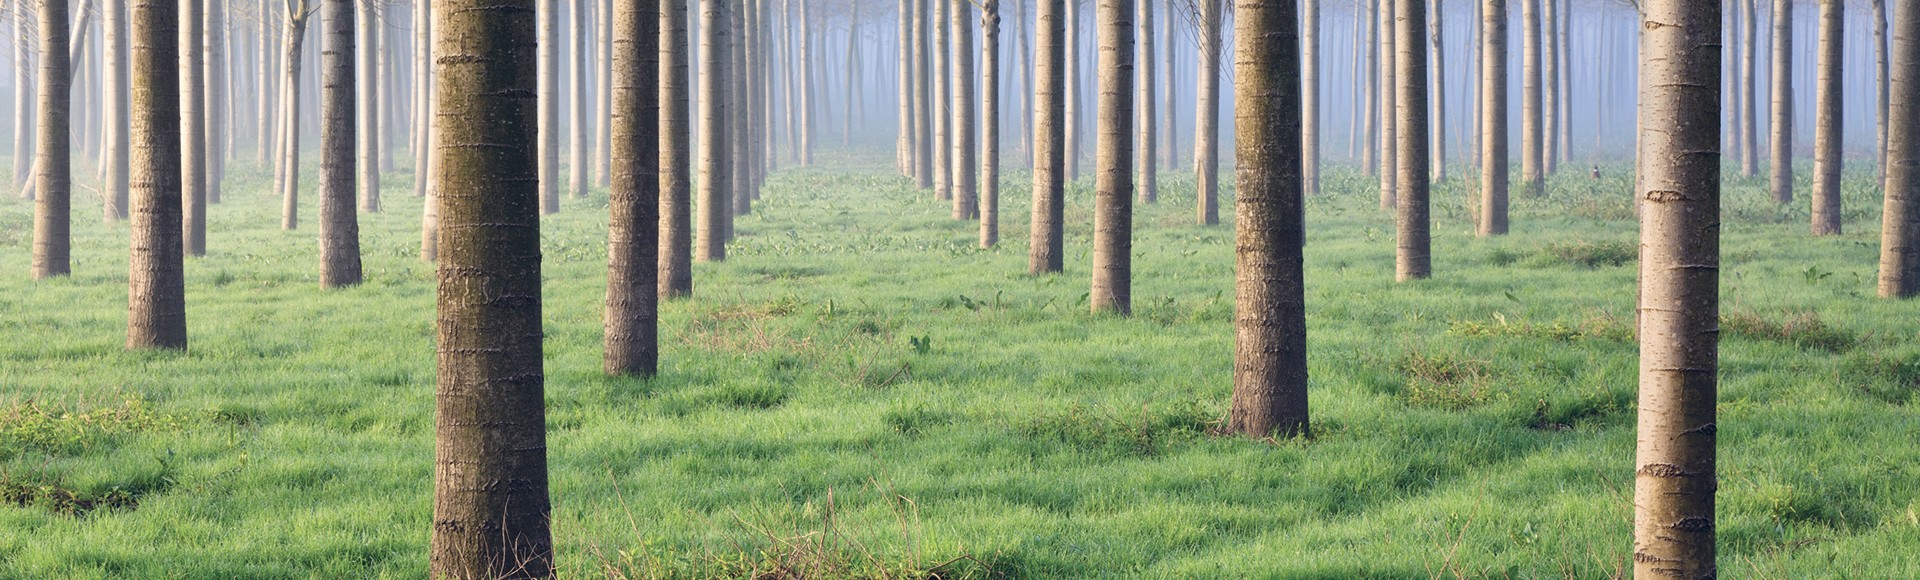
[1302,0,1318,195]
[696,0,728,261]
[570,0,589,199]
[607,0,660,377]
[355,0,377,212]
[1541,0,1556,174]
[1875,0,1888,180]
[204,0,225,205]
[1740,0,1757,177]
[1063,0,1078,181]
[980,0,1000,247]
[1394,0,1429,281]
[1426,0,1443,184]
[931,0,949,198]
[1632,2,1720,576]
[1228,0,1307,440]
[1089,0,1131,314]
[415,0,432,202]
[128,0,185,350]
[278,5,312,231]
[660,0,692,296]
[912,0,932,187]
[1768,0,1792,204]
[598,0,614,187]
[13,4,33,189]
[1029,0,1063,273]
[1520,0,1542,198]
[104,0,128,220]
[31,0,72,279]
[320,0,361,288]
[1479,0,1507,236]
[182,0,206,256]
[798,0,813,164]
[539,0,560,213]
[1135,0,1153,204]
[952,0,976,219]
[1160,0,1174,170]
[1378,0,1397,208]
[1810,0,1842,236]
[1880,0,1920,298]
[898,0,913,173]
[1193,0,1219,225]
[728,0,750,222]
[844,0,859,148]
[1361,0,1376,175]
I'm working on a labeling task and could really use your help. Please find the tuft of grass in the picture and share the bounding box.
[1013,400,1214,457]
[0,398,201,459]
[1527,240,1637,269]
[1394,351,1496,410]
[709,383,790,410]
[1447,311,1633,343]
[1721,308,1856,352]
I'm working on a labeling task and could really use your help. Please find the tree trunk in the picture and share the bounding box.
[1479,0,1507,237]
[1395,0,1429,282]
[931,0,949,198]
[1378,0,1397,209]
[798,0,813,164]
[31,0,72,279]
[1361,0,1376,175]
[205,0,225,205]
[1089,0,1131,314]
[182,0,206,256]
[13,5,33,188]
[1810,0,1842,236]
[1541,0,1556,174]
[1520,0,1542,198]
[261,0,279,167]
[354,0,378,213]
[952,0,976,219]
[1555,0,1570,164]
[696,0,728,261]
[898,0,913,173]
[320,0,361,288]
[1740,0,1757,177]
[1302,0,1318,195]
[844,0,859,148]
[1160,0,1174,170]
[1875,0,1888,180]
[1135,0,1153,203]
[1768,0,1792,204]
[606,0,660,377]
[598,0,614,187]
[539,0,560,213]
[429,1,555,575]
[1427,0,1444,184]
[128,0,185,350]
[1228,0,1307,440]
[1029,0,1063,273]
[913,0,932,188]
[570,0,589,199]
[728,0,749,222]
[660,0,693,296]
[1880,0,1920,298]
[1063,0,1078,181]
[980,0,1000,247]
[1632,1,1720,576]
[279,6,312,231]
[1193,0,1219,225]
[415,0,432,201]
[104,0,128,220]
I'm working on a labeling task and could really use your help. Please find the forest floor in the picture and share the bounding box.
[1,152,1917,578]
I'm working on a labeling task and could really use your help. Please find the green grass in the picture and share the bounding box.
[2,151,1918,578]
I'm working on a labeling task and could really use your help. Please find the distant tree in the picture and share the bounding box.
[981,0,1001,247]
[1520,0,1541,198]
[1377,0,1395,209]
[104,0,128,220]
[1302,0,1319,195]
[1478,0,1508,236]
[1769,0,1792,204]
[415,0,433,203]
[1740,0,1758,178]
[1540,0,1556,174]
[1029,0,1064,273]
[899,0,914,174]
[661,0,694,296]
[571,0,591,200]
[182,0,207,256]
[697,0,730,261]
[205,0,225,206]
[1632,1,1720,576]
[12,4,33,189]
[319,0,362,288]
[1090,0,1132,314]
[1426,0,1443,184]
[31,0,71,279]
[1879,1,1920,298]
[1361,0,1377,176]
[356,0,378,212]
[952,0,977,220]
[1064,0,1079,181]
[1134,0,1154,203]
[932,0,949,198]
[1395,0,1430,281]
[1193,0,1220,225]
[127,0,185,350]
[1811,0,1842,236]
[276,2,314,231]
[429,1,554,575]
[799,0,815,165]
[1228,0,1308,440]
[607,0,662,377]
[913,0,933,188]
[540,0,560,213]
[1875,0,1888,180]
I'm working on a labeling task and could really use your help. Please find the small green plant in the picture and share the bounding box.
[1721,308,1855,352]
[908,335,932,355]
[1394,351,1496,410]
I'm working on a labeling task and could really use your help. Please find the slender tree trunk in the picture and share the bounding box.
[31,0,71,279]
[607,0,660,377]
[538,0,559,213]
[1555,0,1570,163]
[1520,0,1542,198]
[279,7,311,230]
[898,0,913,173]
[1089,0,1131,314]
[660,0,692,296]
[1427,0,1444,183]
[844,0,859,148]
[415,0,432,200]
[1302,0,1318,195]
[931,0,949,197]
[429,0,554,575]
[1875,0,1888,180]
[1361,0,1376,175]
[320,0,361,288]
[1632,2,1720,576]
[205,0,224,205]
[260,0,279,166]
[1134,0,1153,203]
[981,0,1000,247]
[128,0,185,350]
[1880,0,1920,298]
[597,0,614,186]
[1541,0,1556,174]
[1479,0,1508,236]
[1395,0,1429,281]
[1022,0,1036,169]
[1063,0,1078,181]
[570,0,589,198]
[1740,0,1757,177]
[1378,0,1397,208]
[104,0,128,220]
[912,0,931,187]
[354,0,378,213]
[1228,0,1307,439]
[1160,0,1174,170]
[952,0,976,219]
[728,0,748,223]
[182,0,206,256]
[13,5,34,188]
[696,0,728,261]
[798,0,813,164]
[1768,0,1792,204]
[1193,0,1219,225]
[1029,0,1063,273]
[1810,0,1842,236]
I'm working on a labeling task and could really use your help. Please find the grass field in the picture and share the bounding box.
[2,152,1917,578]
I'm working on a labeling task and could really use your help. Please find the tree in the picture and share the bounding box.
[1090,0,1132,314]
[1879,1,1920,298]
[1520,0,1542,198]
[1769,0,1792,204]
[1395,0,1429,281]
[12,5,33,188]
[697,0,729,261]
[980,0,1001,247]
[1228,0,1307,439]
[103,0,128,220]
[1377,0,1395,208]
[661,0,694,296]
[278,3,314,231]
[1192,0,1220,225]
[1811,0,1842,236]
[571,0,591,200]
[418,0,438,261]
[1302,0,1319,195]
[913,0,932,188]
[204,0,226,206]
[798,0,815,165]
[1426,0,1443,183]
[430,1,555,575]
[539,0,560,214]
[356,0,378,212]
[1740,0,1758,178]
[1478,0,1508,236]
[320,0,362,288]
[31,0,71,279]
[1029,0,1064,274]
[127,0,185,350]
[1134,0,1154,203]
[1632,1,1720,576]
[898,0,914,174]
[606,0,661,377]
[1875,0,1888,179]
[182,0,207,256]
[728,0,751,225]
[952,0,977,220]
[931,0,949,198]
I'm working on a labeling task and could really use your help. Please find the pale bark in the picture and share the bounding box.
[952,0,976,219]
[1378,0,1396,208]
[898,0,913,173]
[1810,0,1842,236]
[932,0,948,198]
[128,0,185,350]
[1159,0,1173,170]
[1875,0,1888,180]
[696,0,727,261]
[1228,0,1307,439]
[13,6,33,188]
[1541,0,1556,174]
[415,0,431,201]
[912,0,931,188]
[1089,0,1131,314]
[1632,2,1720,576]
[182,0,206,256]
[278,4,312,231]
[607,0,660,377]
[597,0,614,186]
[660,0,692,296]
[1426,0,1443,183]
[1478,0,1507,236]
[1029,0,1063,273]
[1768,0,1792,204]
[1880,0,1920,298]
[205,0,224,205]
[570,0,589,198]
[104,0,128,220]
[728,0,748,223]
[1361,0,1376,175]
[355,0,377,213]
[1740,0,1757,177]
[1064,0,1078,181]
[1193,0,1219,225]
[844,0,859,148]
[980,0,1000,247]
[539,0,559,213]
[1520,0,1541,198]
[319,0,361,288]
[797,0,813,164]
[1302,0,1318,195]
[1135,0,1153,203]
[32,0,72,279]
